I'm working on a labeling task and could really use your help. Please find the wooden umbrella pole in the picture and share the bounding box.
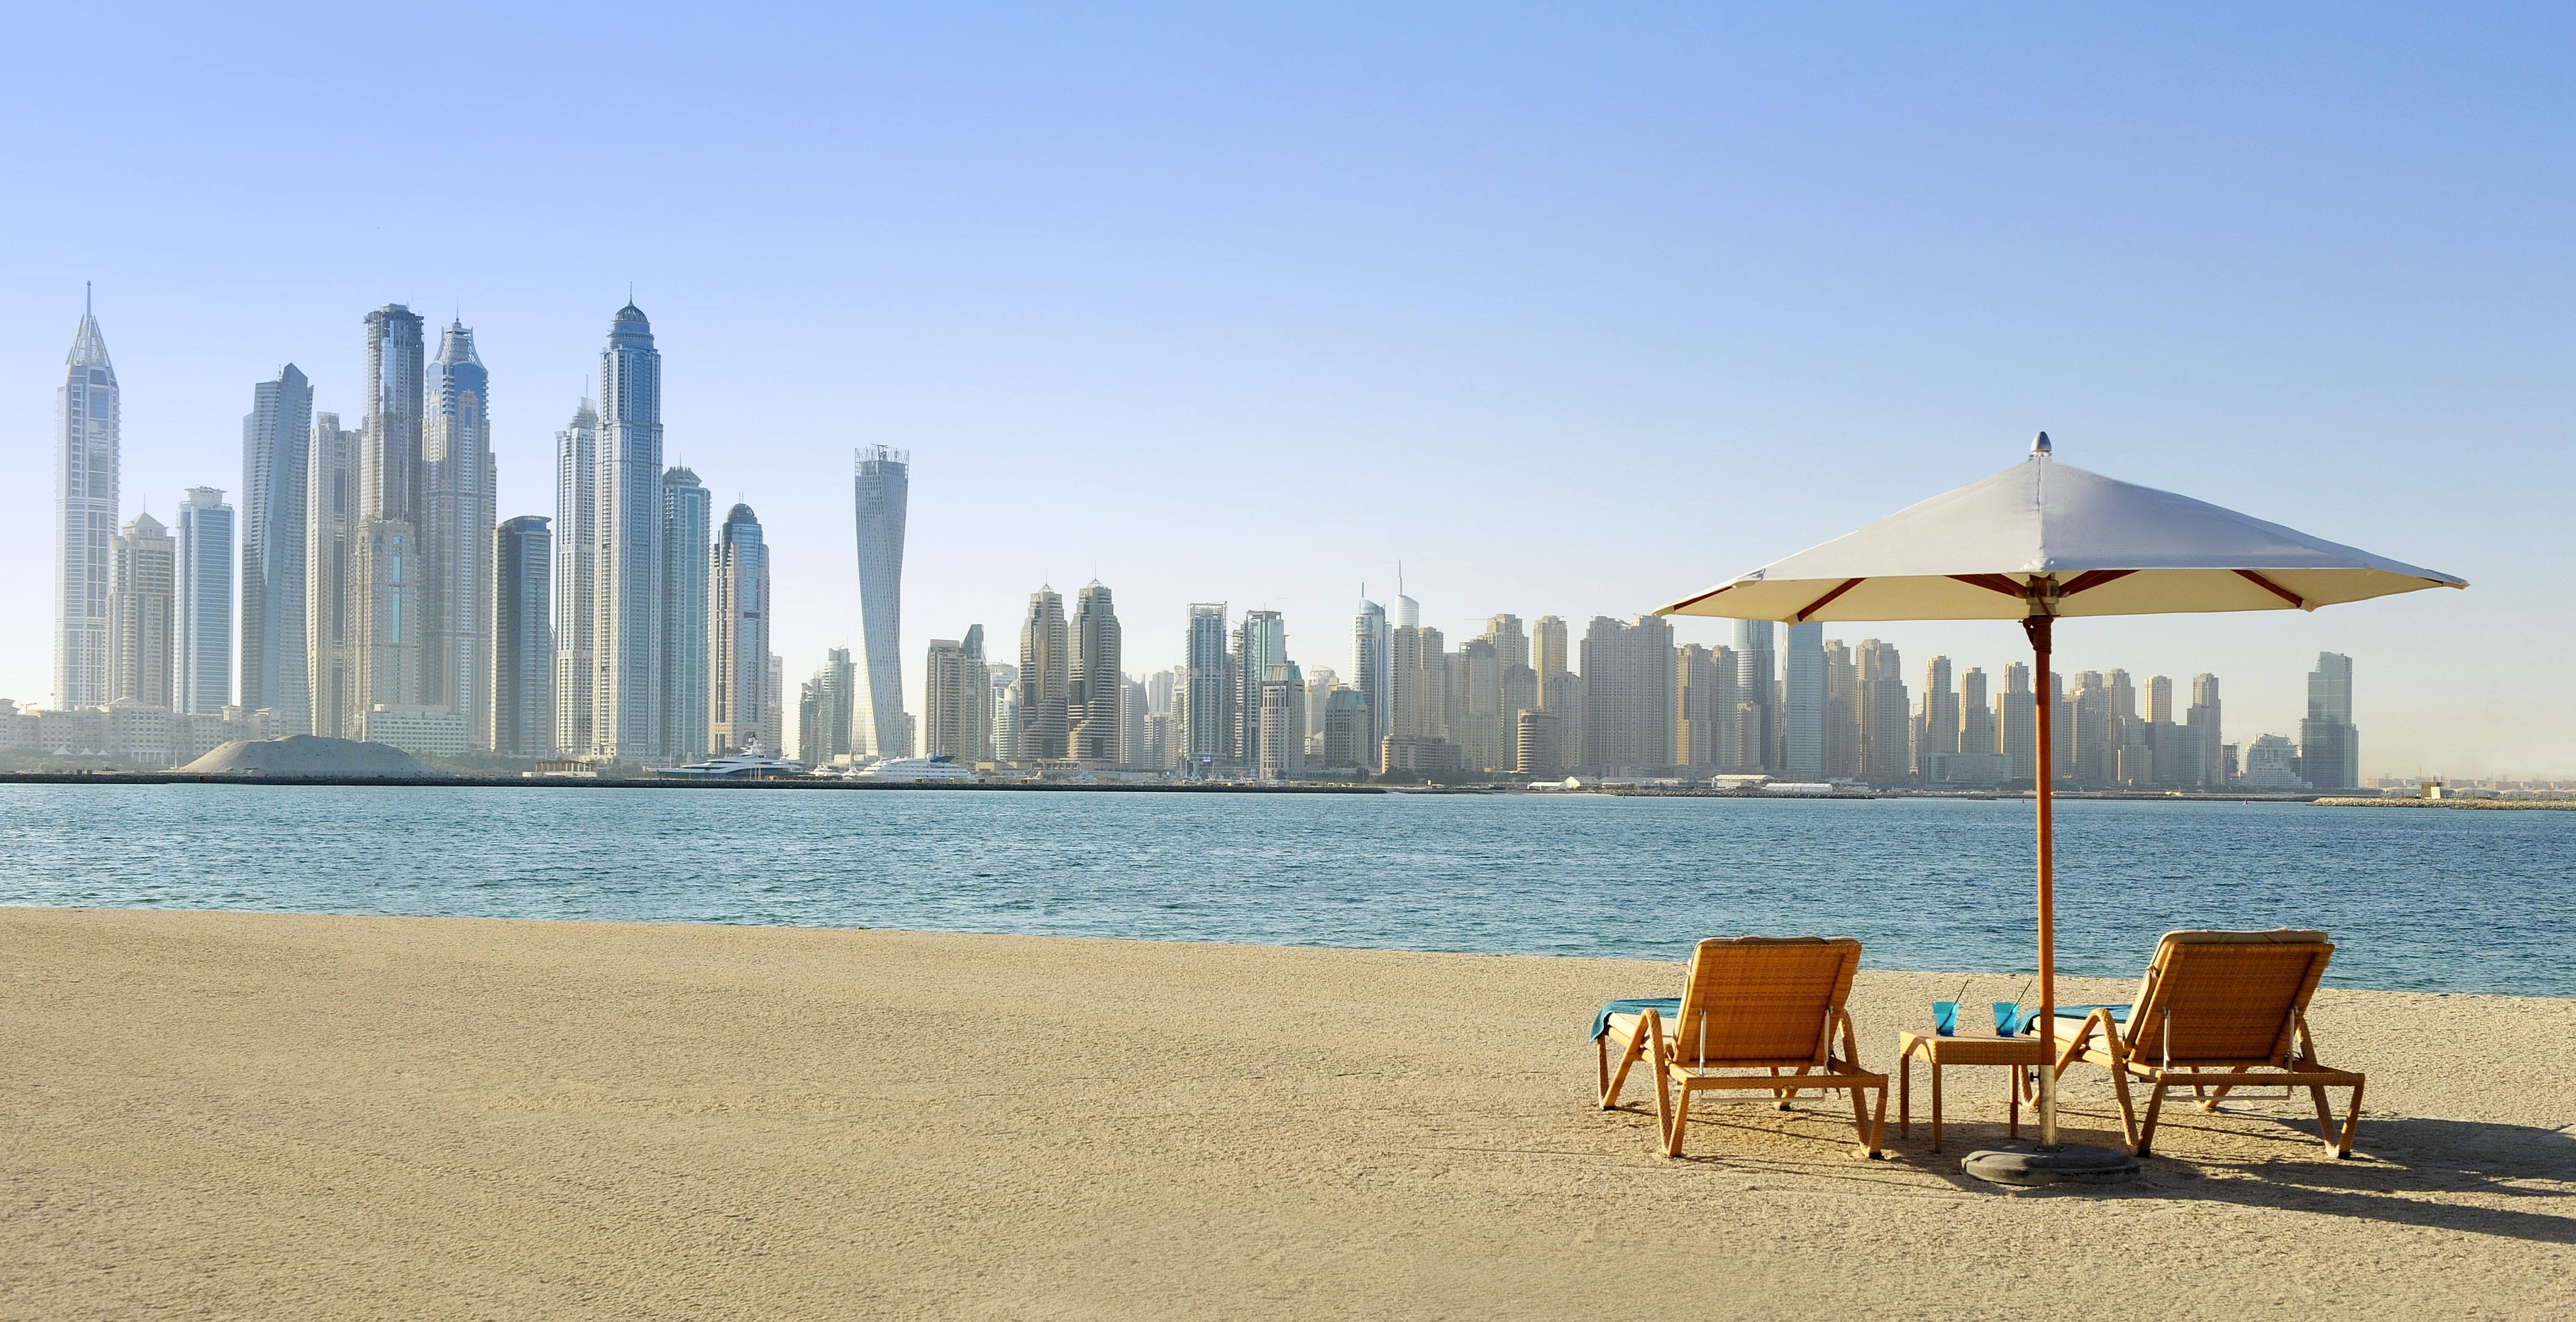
[2024,611,2058,1148]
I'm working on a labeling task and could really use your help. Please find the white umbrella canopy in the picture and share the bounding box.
[1653,435,2464,1167]
[1661,439,2465,625]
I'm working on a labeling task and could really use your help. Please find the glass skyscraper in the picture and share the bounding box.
[240,364,311,728]
[853,447,910,758]
[54,294,118,711]
[593,304,663,763]
[175,487,235,714]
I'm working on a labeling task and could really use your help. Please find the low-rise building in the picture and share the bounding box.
[361,705,471,762]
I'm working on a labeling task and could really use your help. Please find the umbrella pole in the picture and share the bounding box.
[2025,614,2058,1149]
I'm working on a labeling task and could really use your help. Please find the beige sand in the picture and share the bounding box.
[4,908,2571,1320]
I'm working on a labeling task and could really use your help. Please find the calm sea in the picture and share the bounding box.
[2,786,2566,996]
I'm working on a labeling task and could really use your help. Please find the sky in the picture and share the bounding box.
[3,3,2567,776]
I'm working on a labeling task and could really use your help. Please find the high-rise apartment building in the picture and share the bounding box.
[1915,656,1958,776]
[1782,620,1824,779]
[1233,610,1286,765]
[1959,667,1996,755]
[798,647,857,766]
[1533,616,1569,681]
[1351,597,1389,756]
[1542,669,1584,770]
[709,503,768,755]
[1856,639,1910,785]
[240,365,311,727]
[989,662,1019,764]
[355,304,425,717]
[1731,620,1776,772]
[422,320,496,748]
[924,635,984,764]
[306,412,363,737]
[109,512,175,709]
[764,653,786,756]
[659,468,712,765]
[854,447,910,758]
[1185,603,1231,768]
[1258,663,1304,780]
[552,400,598,758]
[1067,583,1125,768]
[1015,587,1069,762]
[2300,653,2359,791]
[964,625,994,763]
[2187,674,2224,787]
[593,303,663,763]
[1579,615,1675,774]
[56,296,119,711]
[2000,663,2035,783]
[491,516,553,758]
[1675,644,1720,770]
[175,487,234,714]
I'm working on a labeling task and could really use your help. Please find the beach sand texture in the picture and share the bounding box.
[5,908,2572,1319]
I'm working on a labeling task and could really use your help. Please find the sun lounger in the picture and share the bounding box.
[1595,936,1886,1159]
[2051,929,2364,1157]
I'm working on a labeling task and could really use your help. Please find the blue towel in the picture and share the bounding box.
[2029,1003,2130,1029]
[1592,997,1681,1041]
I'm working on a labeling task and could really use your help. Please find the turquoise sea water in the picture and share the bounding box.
[2,785,2567,996]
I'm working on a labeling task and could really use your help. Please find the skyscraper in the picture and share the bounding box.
[2001,663,2036,784]
[1857,639,1910,785]
[54,294,118,711]
[1822,639,1859,780]
[175,487,234,714]
[660,468,712,764]
[423,320,496,747]
[1732,619,1776,772]
[552,400,598,758]
[1185,603,1231,769]
[1068,582,1124,767]
[2300,653,2359,791]
[2187,674,2224,787]
[491,516,553,758]
[1782,620,1825,779]
[1258,662,1305,780]
[593,303,663,763]
[306,412,363,737]
[109,512,175,709]
[355,304,425,715]
[1675,644,1719,769]
[1234,610,1287,765]
[1915,655,1958,777]
[1016,587,1069,761]
[710,503,769,755]
[240,365,311,727]
[799,647,857,766]
[853,447,910,758]
[1579,615,1675,774]
[1351,596,1390,756]
[1533,616,1569,681]
[1959,667,1996,755]
[924,631,990,764]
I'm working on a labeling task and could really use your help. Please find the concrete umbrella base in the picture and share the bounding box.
[1961,1143,2142,1187]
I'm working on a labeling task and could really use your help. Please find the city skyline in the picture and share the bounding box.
[5,9,2564,775]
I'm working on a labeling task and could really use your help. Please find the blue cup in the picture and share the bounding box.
[1994,1002,2024,1036]
[1933,1001,1958,1036]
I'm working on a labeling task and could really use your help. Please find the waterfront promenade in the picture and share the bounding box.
[6,908,2569,1318]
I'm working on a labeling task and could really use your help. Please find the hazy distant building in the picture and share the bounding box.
[709,503,768,755]
[1258,663,1305,780]
[240,365,312,728]
[660,468,712,764]
[1782,620,1824,779]
[1732,620,1776,772]
[306,412,363,738]
[551,400,599,759]
[1542,670,1584,771]
[1068,582,1125,768]
[1857,639,1910,785]
[2300,653,2359,792]
[1016,587,1069,762]
[2000,662,2036,783]
[1321,686,1369,769]
[2187,674,2224,787]
[175,487,234,714]
[1675,644,1720,771]
[1915,656,1958,777]
[1515,709,1562,778]
[925,633,991,764]
[1533,616,1569,681]
[422,320,496,747]
[989,661,1020,763]
[491,515,553,758]
[1580,614,1675,774]
[2242,732,2309,790]
[1959,667,1996,756]
[1184,603,1232,769]
[1389,623,1446,746]
[1351,597,1389,757]
[854,446,910,758]
[764,652,787,756]
[593,303,664,763]
[54,295,119,711]
[1822,639,1859,780]
[109,512,175,709]
[798,647,857,766]
[1235,610,1286,766]
[355,304,425,716]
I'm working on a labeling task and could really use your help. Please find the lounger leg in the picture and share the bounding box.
[1869,1080,1888,1159]
[1663,1077,1692,1158]
[1898,1053,1911,1138]
[2308,1084,2335,1148]
[1851,1080,1883,1159]
[1778,1065,1810,1110]
[2204,1065,2248,1111]
[1600,1029,1647,1110]
[2106,1062,2141,1150]
[2136,1079,2170,1157]
[2334,1079,2364,1158]
[1651,1035,1682,1157]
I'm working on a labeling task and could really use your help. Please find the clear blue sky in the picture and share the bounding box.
[4,4,2567,775]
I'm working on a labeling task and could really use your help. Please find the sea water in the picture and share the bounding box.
[2,785,2566,996]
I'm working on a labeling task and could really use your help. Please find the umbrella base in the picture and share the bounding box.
[1961,1142,2141,1187]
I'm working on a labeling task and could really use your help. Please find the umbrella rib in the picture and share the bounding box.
[1794,578,1866,621]
[2235,569,2306,609]
[2059,569,2136,597]
[1948,573,2026,598]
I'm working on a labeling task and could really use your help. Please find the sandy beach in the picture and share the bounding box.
[4,908,2571,1319]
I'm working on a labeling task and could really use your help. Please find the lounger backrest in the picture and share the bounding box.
[1667,936,1863,1068]
[2124,929,2333,1066]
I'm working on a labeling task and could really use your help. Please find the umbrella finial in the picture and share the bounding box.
[2031,431,2052,458]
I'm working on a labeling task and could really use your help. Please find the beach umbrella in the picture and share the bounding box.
[1656,434,2464,1173]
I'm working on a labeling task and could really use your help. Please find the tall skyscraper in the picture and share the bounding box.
[798,647,858,765]
[763,652,787,756]
[1782,620,1825,779]
[1015,587,1069,761]
[1857,639,1910,784]
[1388,623,1447,742]
[54,293,118,711]
[1351,597,1389,755]
[1915,655,1958,776]
[306,412,363,737]
[1234,610,1286,764]
[593,303,664,763]
[491,516,554,758]
[2001,663,2036,783]
[423,320,496,747]
[551,400,598,758]
[1067,582,1124,767]
[108,512,175,709]
[1675,644,1719,769]
[2300,653,2359,791]
[660,468,712,764]
[853,446,910,758]
[1959,667,1996,755]
[1258,662,1305,780]
[964,626,994,763]
[1579,615,1675,774]
[355,304,425,716]
[1185,603,1231,768]
[709,503,769,755]
[2187,674,2224,787]
[240,365,311,727]
[1533,616,1569,681]
[1732,619,1776,772]
[924,631,990,764]
[1822,639,1859,780]
[175,487,234,715]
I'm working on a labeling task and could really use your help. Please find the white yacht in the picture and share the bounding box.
[852,755,978,784]
[657,741,806,779]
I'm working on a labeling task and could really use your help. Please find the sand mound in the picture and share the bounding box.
[181,735,449,779]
